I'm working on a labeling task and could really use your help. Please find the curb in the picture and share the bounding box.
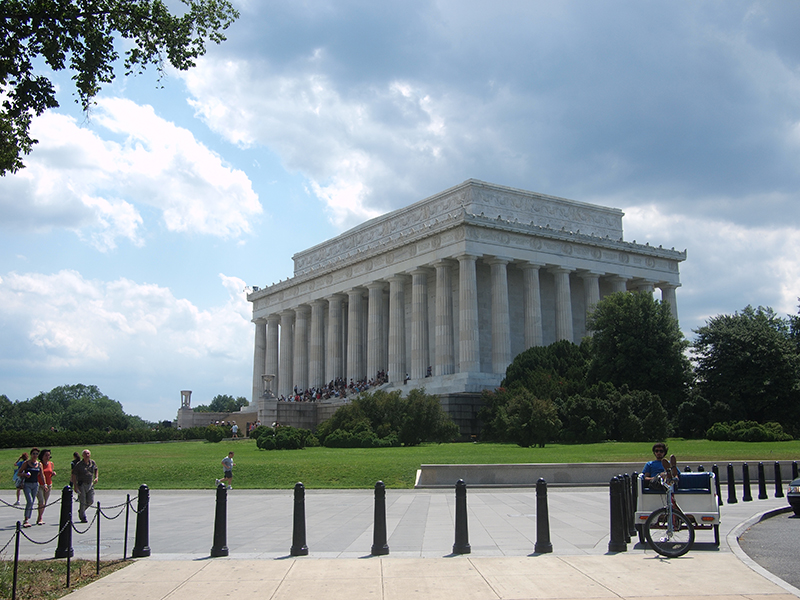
[727,505,800,598]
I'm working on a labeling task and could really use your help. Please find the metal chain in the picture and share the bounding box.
[98,504,126,520]
[0,529,17,554]
[71,511,98,534]
[19,520,71,545]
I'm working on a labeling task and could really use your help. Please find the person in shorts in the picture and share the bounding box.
[642,442,678,490]
[216,451,235,490]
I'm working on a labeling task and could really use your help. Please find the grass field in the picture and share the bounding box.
[2,439,799,490]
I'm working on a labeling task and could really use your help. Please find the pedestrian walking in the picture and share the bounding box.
[12,452,28,505]
[18,448,42,527]
[71,449,98,523]
[216,451,235,490]
[36,449,56,525]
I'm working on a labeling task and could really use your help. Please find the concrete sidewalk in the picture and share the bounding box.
[57,553,800,600]
[2,487,798,599]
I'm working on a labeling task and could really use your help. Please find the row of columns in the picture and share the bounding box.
[253,257,679,399]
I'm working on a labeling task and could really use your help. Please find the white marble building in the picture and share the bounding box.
[247,180,685,431]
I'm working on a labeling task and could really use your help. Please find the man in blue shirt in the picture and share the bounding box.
[643,442,678,490]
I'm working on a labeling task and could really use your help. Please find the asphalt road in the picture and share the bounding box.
[738,509,800,589]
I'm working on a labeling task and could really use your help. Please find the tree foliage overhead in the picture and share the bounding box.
[692,305,800,434]
[587,291,690,411]
[0,0,239,174]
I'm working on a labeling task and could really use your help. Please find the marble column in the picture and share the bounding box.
[550,267,574,343]
[487,258,511,374]
[309,300,326,388]
[659,284,679,321]
[579,272,601,338]
[410,268,430,380]
[293,306,310,392]
[346,289,365,383]
[278,310,294,397]
[266,315,280,393]
[366,282,386,380]
[520,263,543,349]
[433,260,455,376]
[457,254,480,373]
[252,319,266,402]
[609,275,629,294]
[388,275,407,385]
[326,294,345,383]
[637,280,655,294]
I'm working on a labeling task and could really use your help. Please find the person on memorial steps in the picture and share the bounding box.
[71,449,98,523]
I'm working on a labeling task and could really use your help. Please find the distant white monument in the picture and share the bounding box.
[247,180,685,432]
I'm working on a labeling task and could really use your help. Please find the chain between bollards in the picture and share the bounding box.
[371,481,389,556]
[290,482,309,556]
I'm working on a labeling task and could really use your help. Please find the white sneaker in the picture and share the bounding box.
[215,479,220,486]
[14,501,20,506]
[227,485,232,490]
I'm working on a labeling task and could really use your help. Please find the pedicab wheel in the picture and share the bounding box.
[643,507,695,558]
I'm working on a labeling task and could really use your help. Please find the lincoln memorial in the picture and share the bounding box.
[247,180,685,433]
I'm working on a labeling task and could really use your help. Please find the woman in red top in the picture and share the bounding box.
[36,449,56,525]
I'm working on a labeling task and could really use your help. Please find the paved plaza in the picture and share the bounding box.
[1,485,798,599]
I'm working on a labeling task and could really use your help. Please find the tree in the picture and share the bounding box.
[504,390,562,448]
[692,305,800,434]
[502,339,590,399]
[194,394,248,413]
[0,0,239,174]
[587,291,690,412]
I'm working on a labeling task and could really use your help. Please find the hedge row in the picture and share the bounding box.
[0,425,237,449]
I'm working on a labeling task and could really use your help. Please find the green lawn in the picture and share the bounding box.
[3,439,799,490]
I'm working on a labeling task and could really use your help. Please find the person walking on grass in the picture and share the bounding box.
[216,451,235,490]
[71,449,98,523]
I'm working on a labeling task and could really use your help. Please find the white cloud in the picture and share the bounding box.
[182,61,452,228]
[0,99,262,249]
[0,269,252,370]
[623,204,800,333]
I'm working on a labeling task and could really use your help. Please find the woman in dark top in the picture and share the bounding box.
[18,447,41,527]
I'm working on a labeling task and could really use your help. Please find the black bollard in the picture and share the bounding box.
[758,462,768,499]
[534,478,552,554]
[774,462,784,498]
[742,463,753,502]
[371,481,389,556]
[684,465,692,472]
[713,465,723,506]
[453,479,471,554]
[608,477,627,553]
[210,483,229,557]
[726,463,738,504]
[793,461,798,480]
[55,485,74,558]
[631,471,639,537]
[290,482,309,556]
[620,474,631,543]
[132,484,151,557]
[697,465,705,472]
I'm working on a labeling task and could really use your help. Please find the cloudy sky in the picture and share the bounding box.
[2,1,800,422]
